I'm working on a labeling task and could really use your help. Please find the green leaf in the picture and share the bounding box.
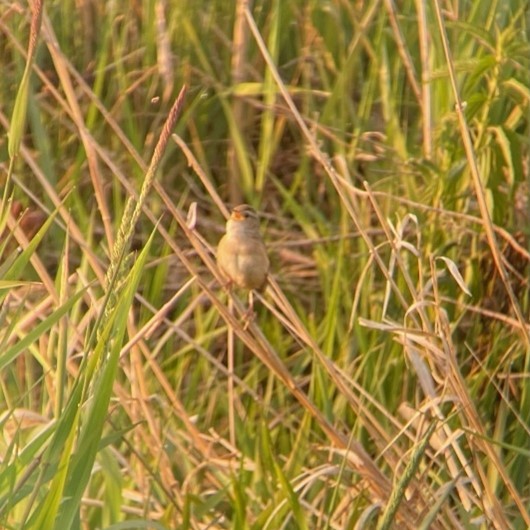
[8,67,30,158]
[0,287,87,372]
[256,0,281,192]
[0,280,42,290]
[54,230,156,530]
[2,207,58,283]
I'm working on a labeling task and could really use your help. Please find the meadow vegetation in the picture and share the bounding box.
[0,0,529,528]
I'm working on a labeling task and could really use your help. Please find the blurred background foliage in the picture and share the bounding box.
[0,0,529,528]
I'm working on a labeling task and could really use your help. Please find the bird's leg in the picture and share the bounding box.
[242,290,256,329]
[222,278,234,292]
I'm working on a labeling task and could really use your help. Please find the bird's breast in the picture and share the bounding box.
[217,235,269,290]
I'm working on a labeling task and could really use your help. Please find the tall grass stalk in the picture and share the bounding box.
[0,1,529,528]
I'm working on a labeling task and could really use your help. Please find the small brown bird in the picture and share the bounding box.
[217,204,269,308]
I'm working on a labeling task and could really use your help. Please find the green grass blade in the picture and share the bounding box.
[0,287,86,372]
[54,231,155,529]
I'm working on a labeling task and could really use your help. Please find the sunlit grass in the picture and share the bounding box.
[0,0,529,528]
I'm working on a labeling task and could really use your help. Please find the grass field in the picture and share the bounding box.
[1,0,530,528]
